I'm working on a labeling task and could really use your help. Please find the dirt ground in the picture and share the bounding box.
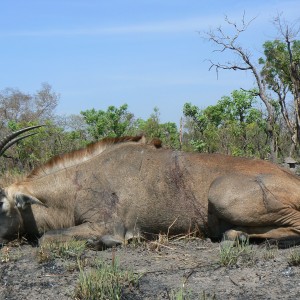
[1,238,300,300]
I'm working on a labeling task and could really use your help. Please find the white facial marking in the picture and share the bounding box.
[0,198,10,213]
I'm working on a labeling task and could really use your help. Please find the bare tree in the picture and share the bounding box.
[34,83,59,121]
[0,83,59,130]
[204,14,278,161]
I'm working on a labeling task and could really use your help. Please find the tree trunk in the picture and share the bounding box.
[266,120,277,162]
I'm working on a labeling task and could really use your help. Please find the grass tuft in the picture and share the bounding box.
[219,237,254,267]
[74,256,139,300]
[37,239,86,263]
[262,245,278,260]
[0,246,21,263]
[288,247,300,266]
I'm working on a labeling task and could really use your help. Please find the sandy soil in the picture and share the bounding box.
[1,238,300,299]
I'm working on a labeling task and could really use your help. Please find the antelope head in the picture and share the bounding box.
[0,126,44,243]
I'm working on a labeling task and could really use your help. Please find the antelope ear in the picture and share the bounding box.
[15,193,47,209]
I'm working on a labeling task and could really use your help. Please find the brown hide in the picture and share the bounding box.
[2,137,300,246]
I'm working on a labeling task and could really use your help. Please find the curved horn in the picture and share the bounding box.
[0,125,44,157]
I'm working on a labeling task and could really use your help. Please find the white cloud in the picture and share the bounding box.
[0,16,225,37]
[1,1,299,38]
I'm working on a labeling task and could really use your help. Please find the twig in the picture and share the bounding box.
[44,274,66,277]
[149,242,175,250]
[229,276,240,286]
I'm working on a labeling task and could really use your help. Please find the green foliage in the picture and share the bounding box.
[190,139,207,152]
[184,89,261,128]
[135,107,180,149]
[80,105,180,148]
[0,120,88,174]
[183,89,268,157]
[81,104,134,140]
[259,38,300,156]
[259,39,300,91]
[3,121,56,171]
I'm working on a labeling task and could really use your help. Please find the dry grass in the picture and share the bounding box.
[0,245,22,263]
[37,239,86,263]
[0,170,26,187]
[287,247,300,266]
[262,243,278,261]
[169,288,216,300]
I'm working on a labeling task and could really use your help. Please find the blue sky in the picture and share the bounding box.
[0,1,299,124]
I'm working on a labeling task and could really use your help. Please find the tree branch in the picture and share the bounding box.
[203,14,278,160]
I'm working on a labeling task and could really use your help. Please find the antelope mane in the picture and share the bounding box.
[27,135,144,179]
